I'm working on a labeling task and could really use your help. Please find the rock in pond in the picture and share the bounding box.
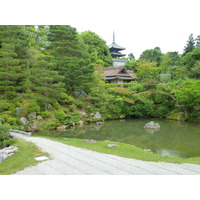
[96,121,104,126]
[144,121,160,129]
[83,139,97,143]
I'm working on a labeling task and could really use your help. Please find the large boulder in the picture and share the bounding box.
[78,111,88,118]
[78,120,84,126]
[144,121,160,129]
[37,115,43,121]
[29,122,38,132]
[28,112,37,120]
[57,125,68,131]
[20,117,29,125]
[16,108,21,116]
[0,146,18,163]
[74,89,87,97]
[93,112,102,119]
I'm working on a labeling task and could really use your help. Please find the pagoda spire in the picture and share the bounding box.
[109,32,126,59]
[113,30,115,43]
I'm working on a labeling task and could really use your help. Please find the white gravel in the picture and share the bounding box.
[11,133,200,175]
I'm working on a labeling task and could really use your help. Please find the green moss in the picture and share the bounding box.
[41,137,200,165]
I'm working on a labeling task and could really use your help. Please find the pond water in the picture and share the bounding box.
[36,118,200,158]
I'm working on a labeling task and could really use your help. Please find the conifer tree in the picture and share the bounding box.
[24,26,66,108]
[0,25,29,99]
[183,34,195,56]
[47,25,94,93]
[195,35,200,47]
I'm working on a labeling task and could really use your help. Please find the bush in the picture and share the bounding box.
[40,111,51,119]
[0,124,14,149]
[0,100,10,112]
[58,93,75,105]
[74,100,84,108]
[55,110,66,122]
[0,114,18,125]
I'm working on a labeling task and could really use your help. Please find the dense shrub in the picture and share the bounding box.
[0,124,14,149]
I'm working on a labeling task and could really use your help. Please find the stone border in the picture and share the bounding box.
[9,129,32,136]
[0,145,18,163]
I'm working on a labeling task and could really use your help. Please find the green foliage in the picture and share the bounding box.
[0,114,18,125]
[58,93,75,105]
[139,48,163,66]
[128,53,135,60]
[80,31,113,67]
[182,47,200,78]
[39,111,51,119]
[74,100,84,108]
[175,79,200,109]
[183,34,195,56]
[196,35,200,47]
[47,25,95,93]
[124,59,139,71]
[55,110,66,122]
[0,100,10,112]
[0,124,14,149]
[135,60,162,81]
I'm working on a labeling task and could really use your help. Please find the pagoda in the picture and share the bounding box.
[109,32,126,58]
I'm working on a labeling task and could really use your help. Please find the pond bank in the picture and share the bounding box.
[12,133,200,175]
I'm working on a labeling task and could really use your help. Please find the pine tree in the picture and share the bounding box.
[195,35,200,47]
[24,26,66,108]
[0,25,29,99]
[47,25,94,93]
[183,34,195,56]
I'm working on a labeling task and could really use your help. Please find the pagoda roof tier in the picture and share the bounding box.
[109,42,125,51]
[110,52,126,57]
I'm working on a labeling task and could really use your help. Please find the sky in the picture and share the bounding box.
[2,0,200,59]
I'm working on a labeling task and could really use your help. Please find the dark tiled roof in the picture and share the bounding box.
[109,42,125,50]
[98,67,136,80]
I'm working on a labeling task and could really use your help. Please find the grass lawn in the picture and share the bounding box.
[0,139,49,175]
[44,136,200,165]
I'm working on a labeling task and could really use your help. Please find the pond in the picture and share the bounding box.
[36,118,200,158]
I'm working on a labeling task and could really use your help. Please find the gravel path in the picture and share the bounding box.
[11,132,200,175]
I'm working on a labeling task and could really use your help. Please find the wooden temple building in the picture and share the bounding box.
[99,66,136,84]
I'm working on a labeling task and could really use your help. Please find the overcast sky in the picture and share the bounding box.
[2,0,200,58]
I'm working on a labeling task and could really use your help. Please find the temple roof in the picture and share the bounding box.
[98,66,137,80]
[110,52,126,57]
[109,42,125,51]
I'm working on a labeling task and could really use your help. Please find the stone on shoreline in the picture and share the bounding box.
[107,144,119,148]
[0,146,19,163]
[83,139,97,143]
[57,125,68,131]
[93,112,101,119]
